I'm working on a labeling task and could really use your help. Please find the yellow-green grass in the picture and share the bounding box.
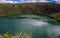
[0,31,31,38]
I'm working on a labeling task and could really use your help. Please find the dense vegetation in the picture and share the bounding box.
[0,2,60,21]
[0,31,31,38]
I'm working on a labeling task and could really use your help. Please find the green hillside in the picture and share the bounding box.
[0,3,60,21]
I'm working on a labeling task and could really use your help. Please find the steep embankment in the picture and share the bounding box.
[0,3,60,21]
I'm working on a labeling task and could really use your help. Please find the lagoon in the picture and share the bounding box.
[0,15,60,38]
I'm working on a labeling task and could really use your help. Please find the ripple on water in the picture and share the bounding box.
[0,15,60,38]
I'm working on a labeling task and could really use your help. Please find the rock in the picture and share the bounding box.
[57,35,60,38]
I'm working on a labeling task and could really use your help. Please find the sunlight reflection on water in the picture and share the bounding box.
[0,15,60,38]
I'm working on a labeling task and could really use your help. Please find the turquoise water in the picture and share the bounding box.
[0,15,60,38]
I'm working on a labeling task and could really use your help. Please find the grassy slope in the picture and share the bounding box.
[0,2,60,21]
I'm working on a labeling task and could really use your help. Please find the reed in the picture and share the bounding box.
[0,31,31,38]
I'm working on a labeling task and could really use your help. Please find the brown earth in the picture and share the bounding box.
[0,2,60,21]
[57,35,60,38]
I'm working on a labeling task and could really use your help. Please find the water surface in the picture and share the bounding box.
[0,15,60,38]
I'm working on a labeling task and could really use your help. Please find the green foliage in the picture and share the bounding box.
[47,20,60,25]
[0,3,60,21]
[0,31,31,38]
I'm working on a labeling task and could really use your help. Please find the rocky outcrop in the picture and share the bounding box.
[0,3,60,21]
[57,35,60,38]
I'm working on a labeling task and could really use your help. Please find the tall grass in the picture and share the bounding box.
[0,31,31,38]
